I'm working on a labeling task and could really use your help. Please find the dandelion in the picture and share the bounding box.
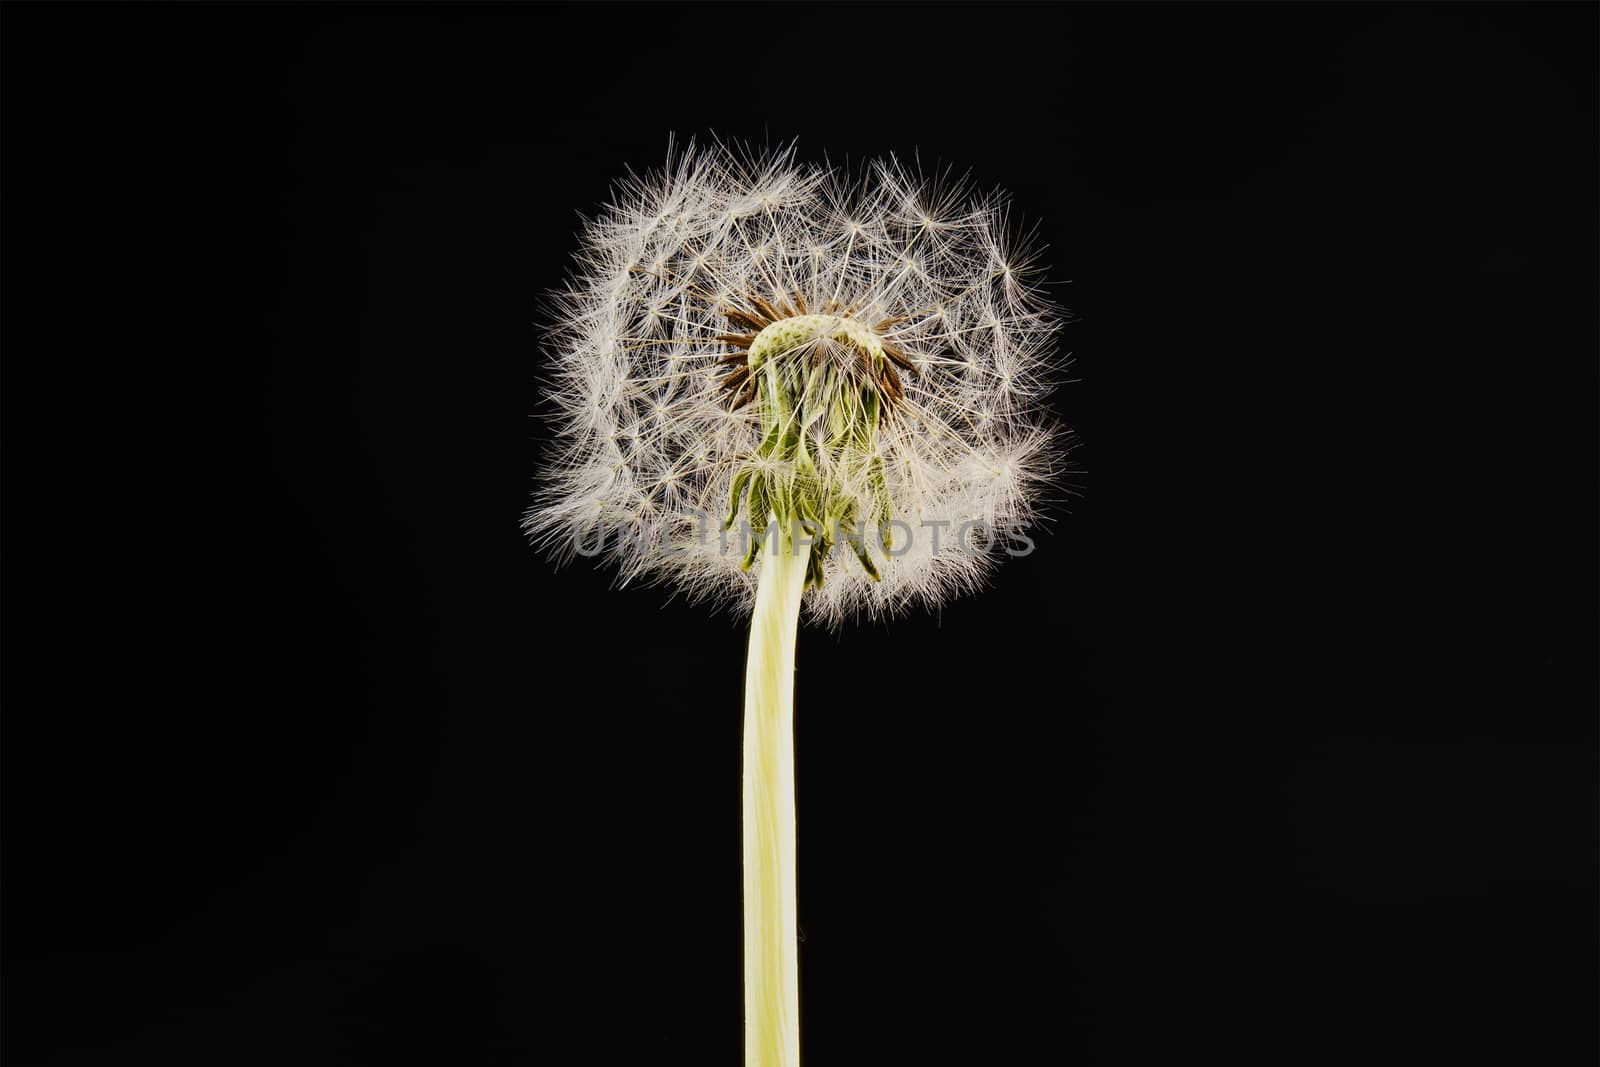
[526,139,1068,1066]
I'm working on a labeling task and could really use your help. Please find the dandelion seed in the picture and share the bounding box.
[527,140,1066,625]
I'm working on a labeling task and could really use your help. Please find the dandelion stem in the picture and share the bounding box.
[742,532,807,1067]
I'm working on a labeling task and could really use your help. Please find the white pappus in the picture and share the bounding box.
[526,139,1069,625]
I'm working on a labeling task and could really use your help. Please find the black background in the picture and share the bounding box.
[4,4,1596,1065]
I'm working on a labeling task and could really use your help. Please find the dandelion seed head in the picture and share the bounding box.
[527,139,1069,625]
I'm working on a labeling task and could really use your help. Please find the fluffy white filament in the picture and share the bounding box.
[526,140,1067,625]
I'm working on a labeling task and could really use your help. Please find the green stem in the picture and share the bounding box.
[743,534,808,1067]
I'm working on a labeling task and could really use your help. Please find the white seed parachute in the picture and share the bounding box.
[527,139,1069,625]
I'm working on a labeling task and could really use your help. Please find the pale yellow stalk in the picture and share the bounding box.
[742,536,808,1067]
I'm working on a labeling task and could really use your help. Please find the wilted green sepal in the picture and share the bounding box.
[848,536,882,581]
[741,473,771,571]
[725,467,754,530]
[804,542,827,590]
